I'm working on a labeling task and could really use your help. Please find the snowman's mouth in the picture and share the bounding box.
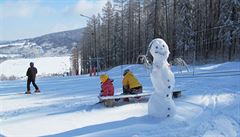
[155,50,165,56]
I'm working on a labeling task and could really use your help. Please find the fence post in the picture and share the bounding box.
[90,67,92,76]
[94,67,96,76]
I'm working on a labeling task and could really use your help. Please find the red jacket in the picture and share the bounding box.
[101,79,114,96]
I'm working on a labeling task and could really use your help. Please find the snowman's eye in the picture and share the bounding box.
[155,46,158,49]
[163,45,165,47]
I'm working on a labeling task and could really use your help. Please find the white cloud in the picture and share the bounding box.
[75,0,108,16]
[63,0,109,17]
[0,0,56,18]
[0,1,37,17]
[39,6,57,16]
[51,23,80,33]
[0,0,111,40]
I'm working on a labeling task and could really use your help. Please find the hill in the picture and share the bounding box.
[0,28,84,59]
[0,56,70,80]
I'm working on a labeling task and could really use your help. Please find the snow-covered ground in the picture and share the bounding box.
[0,62,239,137]
[0,41,26,48]
[0,40,70,58]
[0,56,70,78]
[0,53,22,58]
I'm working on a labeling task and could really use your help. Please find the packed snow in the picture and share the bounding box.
[0,61,239,137]
[0,56,70,78]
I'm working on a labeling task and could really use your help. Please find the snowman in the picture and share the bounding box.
[147,38,176,118]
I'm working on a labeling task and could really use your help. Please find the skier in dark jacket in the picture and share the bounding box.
[25,62,40,94]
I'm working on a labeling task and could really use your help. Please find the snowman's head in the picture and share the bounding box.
[149,38,170,62]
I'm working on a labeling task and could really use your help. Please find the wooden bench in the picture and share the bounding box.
[98,90,181,107]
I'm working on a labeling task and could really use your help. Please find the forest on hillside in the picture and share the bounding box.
[78,0,239,73]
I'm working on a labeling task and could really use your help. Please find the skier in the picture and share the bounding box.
[100,74,114,97]
[122,69,142,101]
[25,62,40,94]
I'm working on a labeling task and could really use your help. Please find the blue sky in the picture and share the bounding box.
[0,0,108,41]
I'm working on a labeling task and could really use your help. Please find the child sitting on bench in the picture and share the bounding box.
[122,69,142,101]
[100,74,114,97]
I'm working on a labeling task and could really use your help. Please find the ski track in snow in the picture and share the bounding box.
[0,62,240,136]
[0,95,98,122]
[176,91,240,137]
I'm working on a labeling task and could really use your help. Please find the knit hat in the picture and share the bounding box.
[100,74,109,83]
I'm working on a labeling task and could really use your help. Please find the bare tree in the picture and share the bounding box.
[70,46,79,75]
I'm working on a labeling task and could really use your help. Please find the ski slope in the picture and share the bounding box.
[0,56,70,78]
[0,62,240,137]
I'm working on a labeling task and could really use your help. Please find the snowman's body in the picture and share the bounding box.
[148,38,176,118]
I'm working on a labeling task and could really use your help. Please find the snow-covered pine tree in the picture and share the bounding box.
[218,0,240,61]
[175,0,195,63]
[102,1,114,67]
[70,46,79,75]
